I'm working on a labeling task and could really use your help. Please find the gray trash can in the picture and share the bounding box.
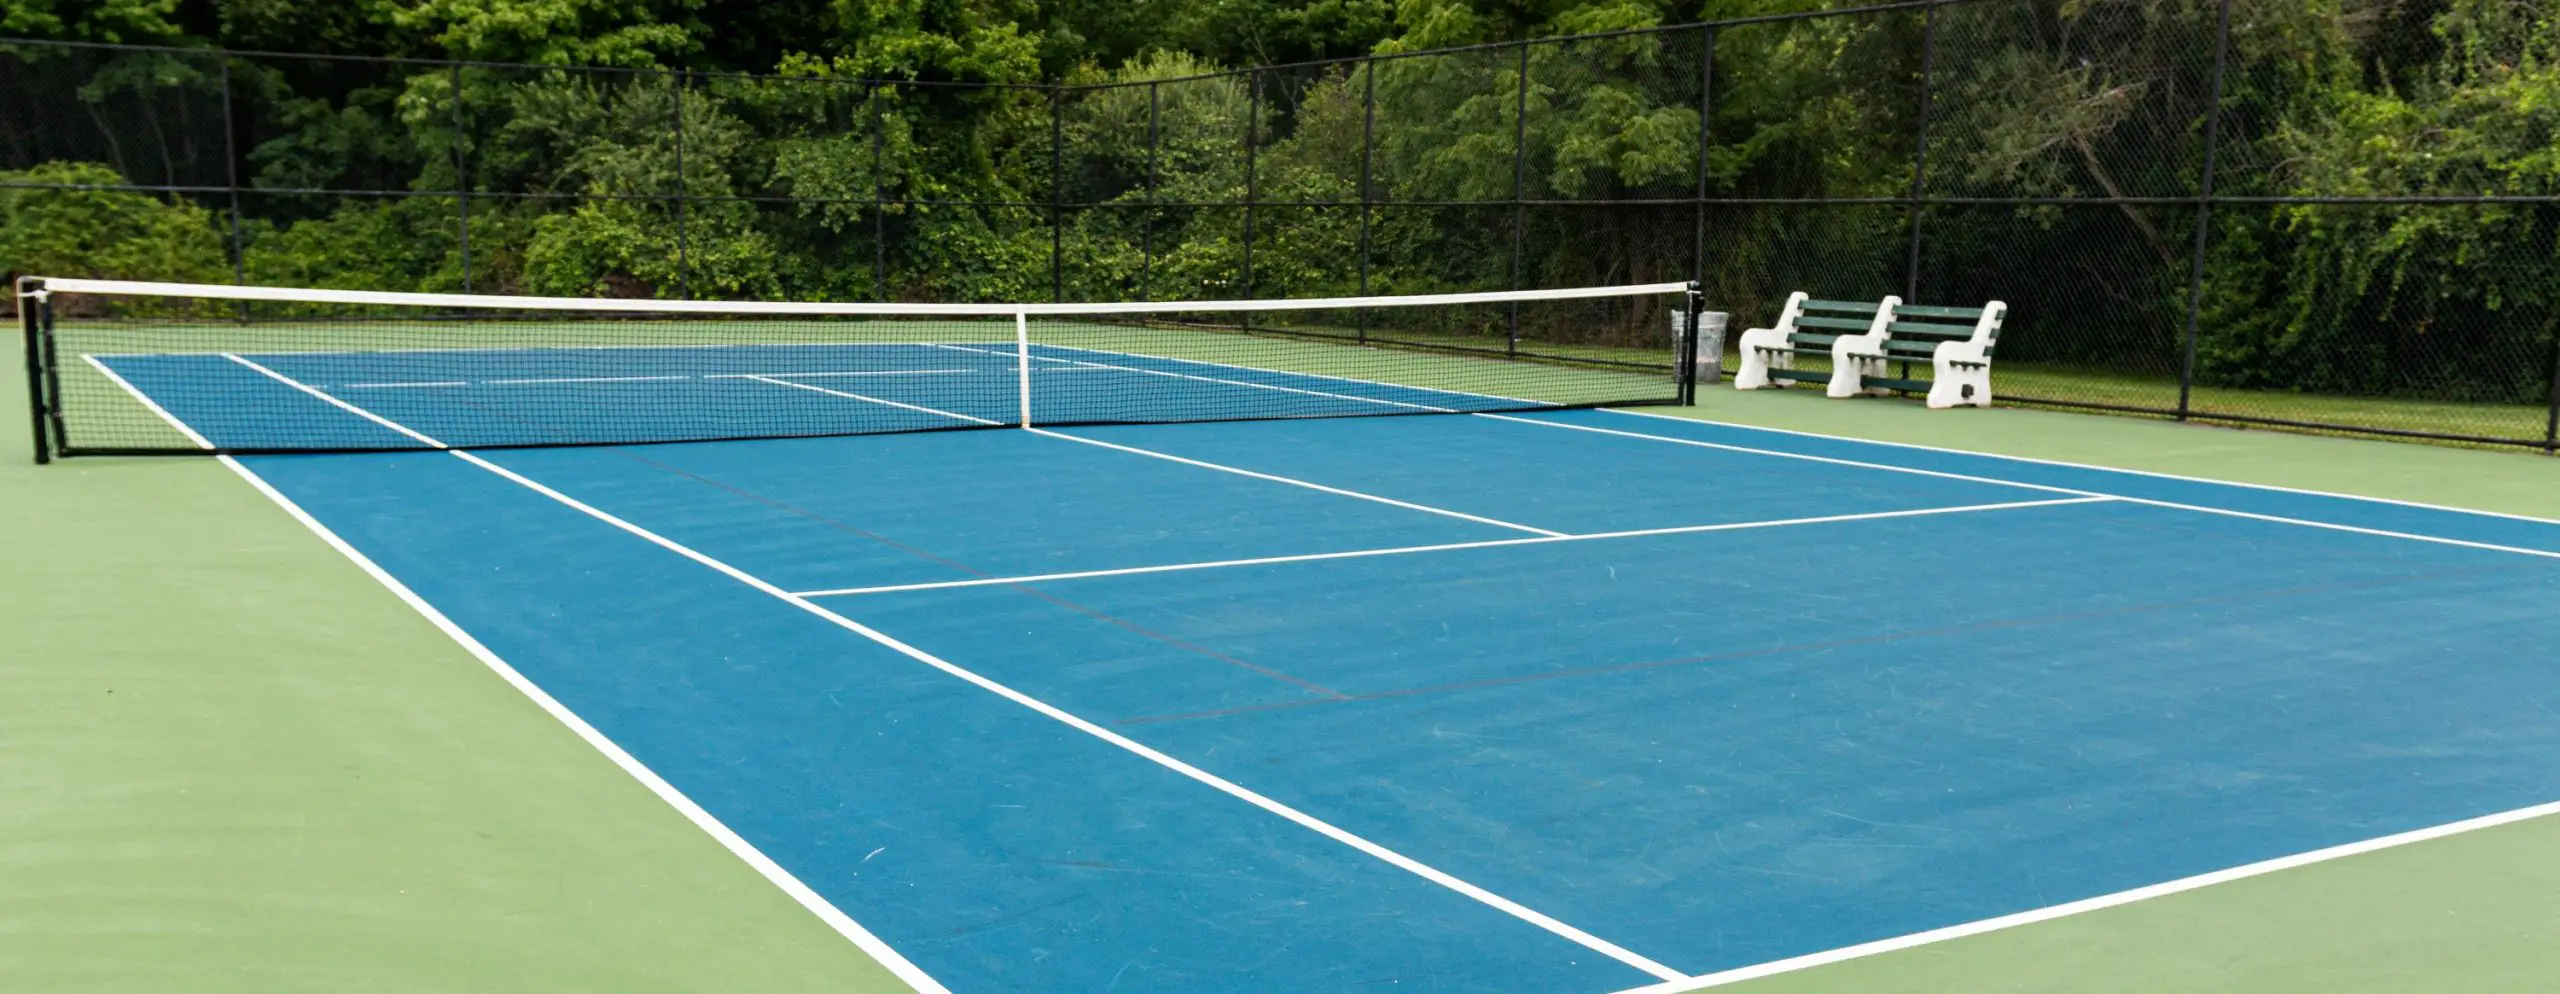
[1673,310,1730,384]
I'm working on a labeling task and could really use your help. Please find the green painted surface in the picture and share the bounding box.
[1646,387,2560,994]
[9,334,2559,992]
[1,348,910,992]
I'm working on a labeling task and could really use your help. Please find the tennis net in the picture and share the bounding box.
[18,277,1700,460]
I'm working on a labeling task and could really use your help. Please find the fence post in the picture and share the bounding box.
[219,59,245,287]
[670,69,690,300]
[1050,84,1064,303]
[2181,0,2242,420]
[870,85,886,302]
[1144,80,1159,302]
[1358,60,1375,344]
[2180,0,2237,419]
[1242,70,1261,309]
[1903,4,1936,304]
[1692,26,1714,321]
[449,62,470,293]
[1508,40,1530,356]
[2545,323,2560,452]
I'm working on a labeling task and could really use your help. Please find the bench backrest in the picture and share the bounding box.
[1885,302,2006,349]
[1782,294,1900,342]
[1779,294,2005,351]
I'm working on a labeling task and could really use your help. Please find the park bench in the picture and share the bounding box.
[1731,291,2006,408]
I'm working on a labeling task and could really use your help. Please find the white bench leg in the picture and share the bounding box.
[1733,327,1789,390]
[1929,342,1994,408]
[1827,338,1884,399]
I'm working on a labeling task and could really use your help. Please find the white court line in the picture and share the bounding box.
[486,374,690,385]
[326,370,981,390]
[1028,428,1566,537]
[80,355,217,449]
[737,374,1004,426]
[217,457,952,994]
[90,341,1012,360]
[1609,797,2560,993]
[791,497,2114,598]
[1482,414,2560,563]
[222,368,1685,983]
[224,354,447,448]
[934,343,1461,414]
[79,352,949,990]
[736,365,1566,538]
[1603,407,2560,527]
[703,369,976,379]
[1030,342,1554,407]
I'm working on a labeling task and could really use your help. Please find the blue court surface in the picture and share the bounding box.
[116,352,2560,991]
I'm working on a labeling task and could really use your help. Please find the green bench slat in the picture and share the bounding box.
[1893,304,1986,320]
[1883,342,1939,357]
[1773,332,1840,347]
[1802,299,1886,313]
[1768,367,1831,383]
[1795,316,1879,332]
[1885,320,1977,338]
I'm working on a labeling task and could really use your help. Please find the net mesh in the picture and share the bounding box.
[22,279,1693,456]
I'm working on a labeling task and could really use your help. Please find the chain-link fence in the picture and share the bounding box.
[7,0,2557,450]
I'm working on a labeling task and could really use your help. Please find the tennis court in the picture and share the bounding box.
[21,280,2560,991]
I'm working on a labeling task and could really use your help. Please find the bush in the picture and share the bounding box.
[1,162,231,296]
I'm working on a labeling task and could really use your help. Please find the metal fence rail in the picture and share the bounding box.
[5,0,2556,451]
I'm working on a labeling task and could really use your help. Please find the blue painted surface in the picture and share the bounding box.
[191,390,2560,991]
[1055,415,2051,533]
[475,432,1516,593]
[244,449,1659,993]
[828,498,2560,972]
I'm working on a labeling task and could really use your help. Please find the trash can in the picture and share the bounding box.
[1673,309,1730,383]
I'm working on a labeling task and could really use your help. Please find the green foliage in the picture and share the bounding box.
[0,0,188,44]
[2196,0,2560,399]
[3,0,2552,409]
[0,161,228,285]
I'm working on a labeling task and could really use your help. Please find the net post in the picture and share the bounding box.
[1681,283,1704,406]
[1015,310,1033,429]
[18,277,50,464]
